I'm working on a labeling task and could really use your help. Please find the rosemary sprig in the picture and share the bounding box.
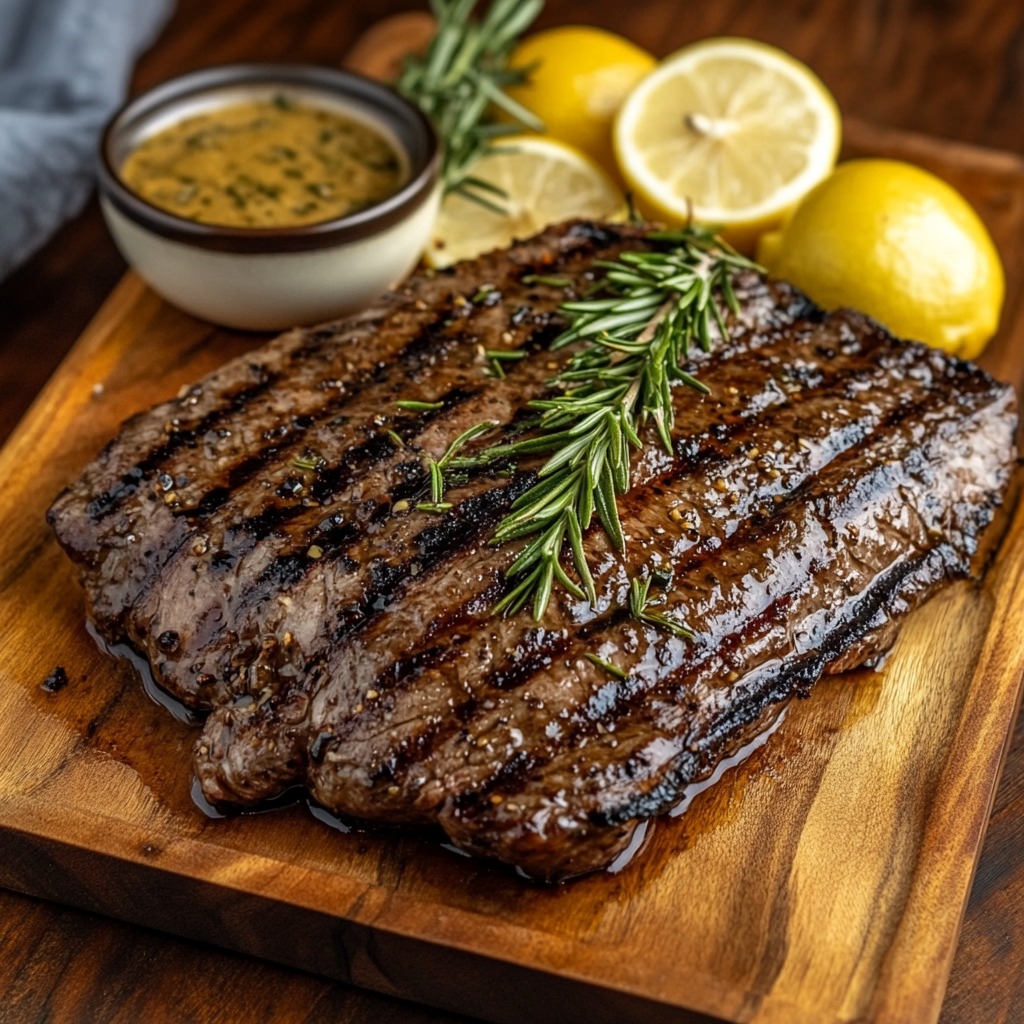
[426,420,497,502]
[629,576,694,640]
[395,0,544,208]
[466,227,760,620]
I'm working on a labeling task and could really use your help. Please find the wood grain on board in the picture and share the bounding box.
[3,4,1024,1024]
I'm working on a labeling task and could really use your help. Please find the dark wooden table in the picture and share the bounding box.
[1,1,1022,1021]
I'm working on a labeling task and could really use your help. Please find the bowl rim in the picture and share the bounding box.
[97,63,441,254]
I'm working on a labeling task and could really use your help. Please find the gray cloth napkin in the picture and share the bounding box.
[0,0,172,280]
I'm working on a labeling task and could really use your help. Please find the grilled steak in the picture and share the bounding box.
[48,221,1017,881]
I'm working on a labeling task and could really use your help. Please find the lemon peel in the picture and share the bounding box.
[757,159,1004,359]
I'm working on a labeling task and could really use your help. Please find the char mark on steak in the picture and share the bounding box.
[48,220,1017,882]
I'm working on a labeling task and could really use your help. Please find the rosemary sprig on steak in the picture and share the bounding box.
[462,227,761,620]
[629,574,694,639]
[396,0,544,210]
[426,420,497,503]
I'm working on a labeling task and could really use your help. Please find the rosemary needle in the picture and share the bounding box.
[585,653,628,680]
[485,349,528,361]
[522,274,572,287]
[292,452,325,471]
[396,399,444,412]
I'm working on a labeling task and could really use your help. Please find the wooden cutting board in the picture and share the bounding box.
[2,21,1024,1024]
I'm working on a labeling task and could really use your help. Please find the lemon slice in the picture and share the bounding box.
[614,37,841,251]
[426,136,624,268]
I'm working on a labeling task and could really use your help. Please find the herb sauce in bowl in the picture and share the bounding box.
[97,64,440,329]
[120,96,405,228]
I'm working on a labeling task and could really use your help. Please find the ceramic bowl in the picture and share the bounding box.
[97,64,441,330]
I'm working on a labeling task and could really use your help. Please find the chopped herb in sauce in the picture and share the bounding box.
[120,99,405,228]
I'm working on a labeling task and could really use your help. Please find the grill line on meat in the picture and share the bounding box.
[48,221,1018,881]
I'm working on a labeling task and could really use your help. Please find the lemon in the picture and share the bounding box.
[757,159,1004,359]
[425,135,624,268]
[503,26,657,178]
[614,37,841,252]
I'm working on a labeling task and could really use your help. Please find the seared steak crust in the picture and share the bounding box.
[49,221,1017,881]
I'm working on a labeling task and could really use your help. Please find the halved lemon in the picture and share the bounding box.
[614,37,841,252]
[426,136,624,268]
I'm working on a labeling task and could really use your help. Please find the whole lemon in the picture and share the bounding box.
[504,26,656,179]
[757,159,1003,359]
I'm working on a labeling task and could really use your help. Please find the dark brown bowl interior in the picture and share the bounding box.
[98,64,441,254]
